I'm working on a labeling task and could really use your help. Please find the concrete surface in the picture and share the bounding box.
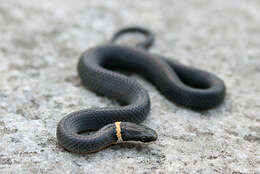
[0,0,260,173]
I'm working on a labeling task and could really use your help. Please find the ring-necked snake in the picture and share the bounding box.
[56,27,226,154]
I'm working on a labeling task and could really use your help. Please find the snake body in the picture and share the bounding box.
[56,27,226,154]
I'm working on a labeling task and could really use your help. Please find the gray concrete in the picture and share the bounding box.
[0,0,260,173]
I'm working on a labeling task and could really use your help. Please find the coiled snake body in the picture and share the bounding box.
[56,27,226,154]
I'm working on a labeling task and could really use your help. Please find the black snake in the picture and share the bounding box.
[56,27,226,154]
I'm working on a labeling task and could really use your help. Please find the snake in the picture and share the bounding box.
[56,27,226,154]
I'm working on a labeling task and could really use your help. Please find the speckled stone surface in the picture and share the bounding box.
[0,0,260,173]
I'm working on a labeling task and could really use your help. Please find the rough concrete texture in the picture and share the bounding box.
[0,0,260,173]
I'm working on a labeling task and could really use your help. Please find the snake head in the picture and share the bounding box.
[120,122,157,143]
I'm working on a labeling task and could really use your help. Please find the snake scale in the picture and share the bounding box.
[56,27,226,154]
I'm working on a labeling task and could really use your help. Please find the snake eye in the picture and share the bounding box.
[140,131,157,142]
